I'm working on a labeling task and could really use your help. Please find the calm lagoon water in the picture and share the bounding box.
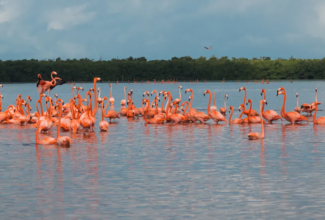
[1,81,325,219]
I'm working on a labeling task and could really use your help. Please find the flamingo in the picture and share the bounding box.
[37,71,65,95]
[301,88,317,115]
[143,99,164,124]
[35,114,57,145]
[70,99,81,134]
[246,99,265,123]
[121,86,127,106]
[103,97,120,122]
[109,84,115,106]
[56,103,72,146]
[99,98,109,131]
[204,90,226,124]
[311,102,325,124]
[294,93,301,113]
[173,85,182,106]
[247,100,267,140]
[97,87,103,106]
[260,89,282,123]
[228,106,244,124]
[277,87,308,124]
[239,87,259,116]
[219,94,228,115]
[204,46,212,49]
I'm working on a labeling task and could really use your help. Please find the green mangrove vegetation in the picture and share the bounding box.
[1,55,325,82]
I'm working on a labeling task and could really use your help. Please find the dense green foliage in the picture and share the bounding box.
[1,56,325,82]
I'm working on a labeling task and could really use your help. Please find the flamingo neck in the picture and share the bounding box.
[179,88,181,100]
[224,96,226,109]
[213,92,216,106]
[243,89,246,106]
[57,105,62,139]
[155,99,158,114]
[315,90,317,102]
[124,88,126,100]
[110,86,112,98]
[229,107,233,124]
[161,97,165,110]
[313,104,318,124]
[239,106,245,118]
[296,96,299,108]
[207,91,211,115]
[281,92,286,117]
[72,88,75,99]
[144,100,149,123]
[248,101,252,119]
[260,102,264,137]
[189,91,193,113]
[261,100,265,113]
[36,115,40,144]
[166,95,172,119]
[183,102,189,115]
[101,100,104,121]
[92,79,98,116]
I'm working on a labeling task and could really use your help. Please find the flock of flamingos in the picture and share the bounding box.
[0,71,321,147]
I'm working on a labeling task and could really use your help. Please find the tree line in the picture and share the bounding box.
[1,55,325,82]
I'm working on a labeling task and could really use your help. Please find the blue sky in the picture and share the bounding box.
[0,0,324,60]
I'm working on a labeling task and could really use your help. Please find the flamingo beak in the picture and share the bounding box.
[260,93,262,96]
[185,91,187,94]
[203,93,205,96]
[227,96,228,99]
[239,89,241,92]
[276,91,278,96]
[266,101,268,105]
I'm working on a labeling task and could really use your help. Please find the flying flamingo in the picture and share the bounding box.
[204,90,226,124]
[219,94,228,115]
[228,106,244,124]
[239,87,259,116]
[173,85,183,106]
[109,84,115,106]
[294,93,301,113]
[204,46,212,49]
[311,102,325,124]
[246,99,265,123]
[247,100,267,140]
[277,87,308,124]
[121,86,127,106]
[260,89,282,123]
[37,71,65,95]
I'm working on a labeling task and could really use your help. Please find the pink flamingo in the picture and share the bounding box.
[239,87,259,116]
[277,87,308,124]
[294,93,301,113]
[261,89,282,123]
[247,100,267,140]
[228,106,243,124]
[204,90,226,124]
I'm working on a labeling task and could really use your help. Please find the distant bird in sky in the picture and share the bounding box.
[204,46,212,49]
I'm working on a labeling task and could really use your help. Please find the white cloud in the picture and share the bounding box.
[199,0,270,14]
[47,4,96,30]
[0,0,22,23]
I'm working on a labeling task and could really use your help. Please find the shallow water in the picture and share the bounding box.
[1,81,325,219]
